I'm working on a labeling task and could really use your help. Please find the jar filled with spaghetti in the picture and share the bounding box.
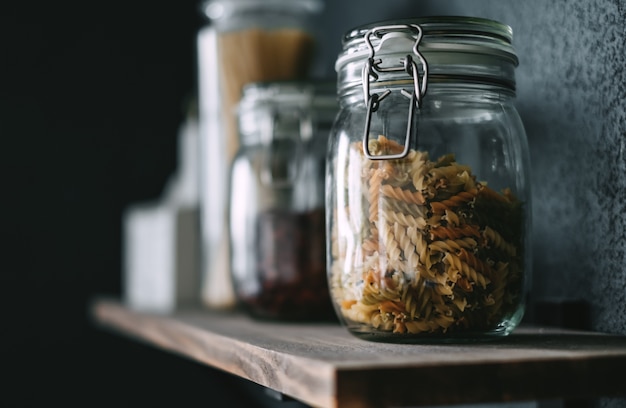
[230,81,338,321]
[197,0,322,309]
[326,17,532,342]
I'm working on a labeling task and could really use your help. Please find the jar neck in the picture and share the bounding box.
[337,55,517,105]
[337,80,515,108]
[238,82,337,146]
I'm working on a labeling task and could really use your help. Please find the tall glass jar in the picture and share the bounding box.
[230,81,338,321]
[197,0,323,309]
[326,17,532,342]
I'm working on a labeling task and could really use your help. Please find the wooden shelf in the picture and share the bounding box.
[91,298,626,408]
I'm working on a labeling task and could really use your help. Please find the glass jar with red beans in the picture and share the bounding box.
[229,80,338,321]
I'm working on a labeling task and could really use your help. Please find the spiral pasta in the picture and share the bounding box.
[330,135,525,336]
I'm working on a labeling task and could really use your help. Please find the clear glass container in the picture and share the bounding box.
[202,0,323,152]
[326,17,532,342]
[197,0,323,309]
[230,81,338,321]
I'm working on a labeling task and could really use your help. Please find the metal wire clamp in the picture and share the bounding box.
[361,24,429,160]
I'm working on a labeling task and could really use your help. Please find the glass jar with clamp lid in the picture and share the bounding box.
[326,17,532,342]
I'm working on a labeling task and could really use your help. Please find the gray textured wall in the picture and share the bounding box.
[313,0,626,336]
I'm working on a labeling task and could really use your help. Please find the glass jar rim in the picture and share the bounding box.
[237,80,337,146]
[238,80,337,111]
[203,0,323,20]
[336,16,518,71]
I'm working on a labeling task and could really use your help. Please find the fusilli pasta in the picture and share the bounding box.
[330,135,525,337]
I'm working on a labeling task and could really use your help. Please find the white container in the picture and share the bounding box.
[123,115,201,313]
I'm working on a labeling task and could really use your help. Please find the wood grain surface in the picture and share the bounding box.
[91,298,626,408]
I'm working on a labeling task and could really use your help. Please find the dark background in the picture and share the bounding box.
[2,1,257,406]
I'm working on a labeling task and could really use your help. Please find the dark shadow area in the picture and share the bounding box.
[2,1,224,406]
[499,329,626,351]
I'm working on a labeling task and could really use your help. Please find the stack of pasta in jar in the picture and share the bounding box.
[330,135,524,336]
